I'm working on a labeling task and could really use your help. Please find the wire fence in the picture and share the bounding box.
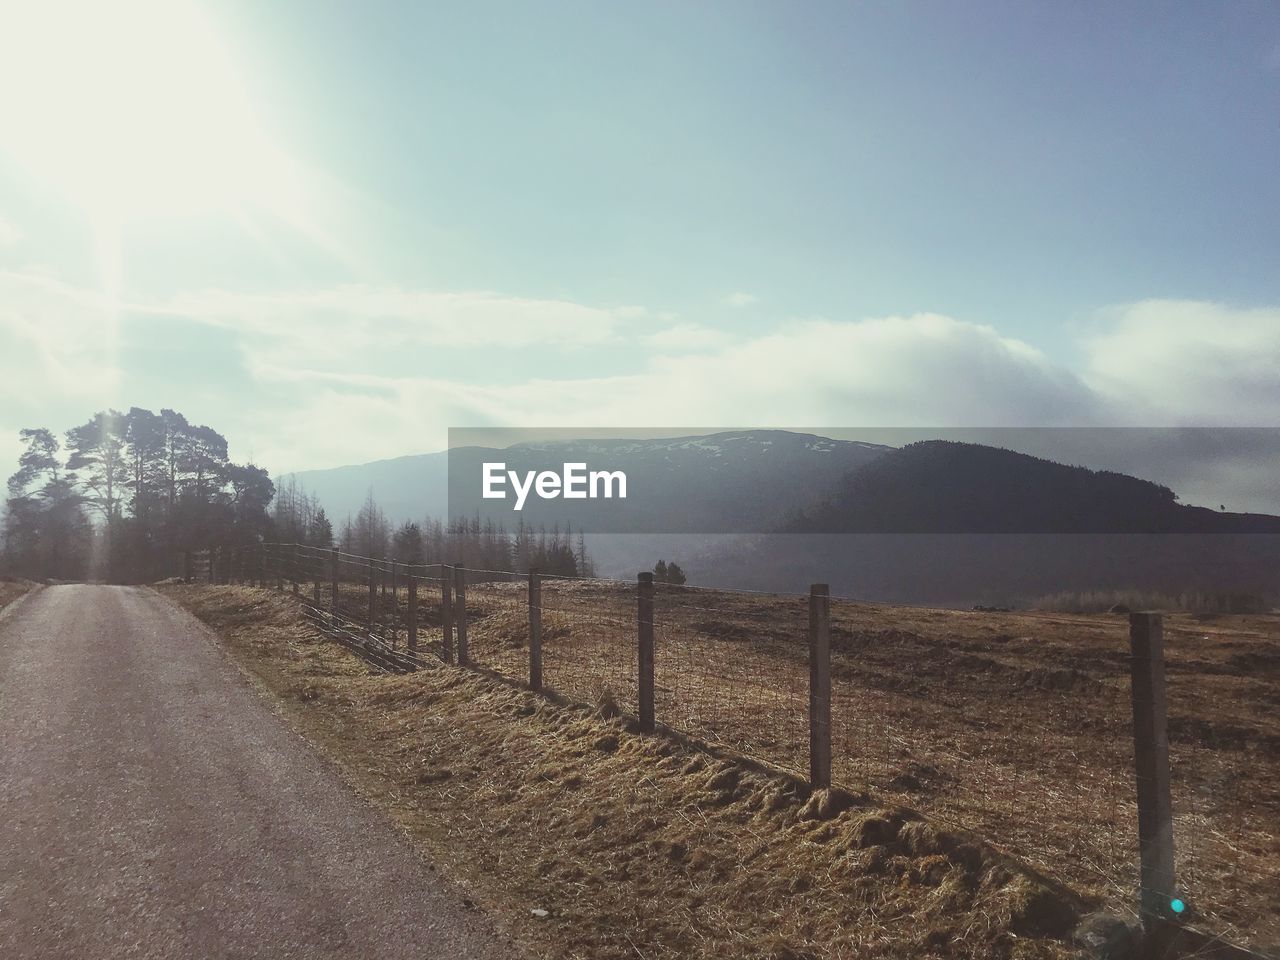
[190,541,1278,955]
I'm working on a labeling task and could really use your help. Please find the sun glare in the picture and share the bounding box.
[0,0,307,224]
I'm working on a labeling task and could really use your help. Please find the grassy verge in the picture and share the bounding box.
[0,579,34,614]
[160,583,1086,960]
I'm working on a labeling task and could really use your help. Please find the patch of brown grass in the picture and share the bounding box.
[0,579,34,614]
[161,583,1086,960]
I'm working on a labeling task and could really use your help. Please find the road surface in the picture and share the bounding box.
[0,584,515,959]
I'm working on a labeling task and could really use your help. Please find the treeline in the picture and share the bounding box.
[273,488,595,577]
[2,408,273,582]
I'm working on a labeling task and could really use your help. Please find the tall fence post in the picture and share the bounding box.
[407,572,418,654]
[312,549,320,605]
[329,547,339,617]
[367,558,377,638]
[389,558,398,649]
[454,564,468,666]
[809,583,832,790]
[1129,612,1178,935]
[258,543,265,588]
[441,564,454,663]
[291,544,300,595]
[528,571,542,691]
[275,544,283,591]
[638,572,655,733]
[184,549,193,583]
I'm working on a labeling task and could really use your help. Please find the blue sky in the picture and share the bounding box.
[1,1,1278,486]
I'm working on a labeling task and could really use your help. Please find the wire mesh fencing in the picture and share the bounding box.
[209,543,1278,952]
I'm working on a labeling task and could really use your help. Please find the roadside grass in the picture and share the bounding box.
[0,578,34,615]
[161,583,1086,960]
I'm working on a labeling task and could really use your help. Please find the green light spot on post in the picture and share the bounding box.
[1170,898,1186,915]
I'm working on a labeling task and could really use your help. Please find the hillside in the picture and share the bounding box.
[682,442,1280,604]
[789,440,1280,534]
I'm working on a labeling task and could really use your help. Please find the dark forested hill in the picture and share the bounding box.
[787,440,1280,534]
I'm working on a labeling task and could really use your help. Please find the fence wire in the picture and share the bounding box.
[198,543,1280,951]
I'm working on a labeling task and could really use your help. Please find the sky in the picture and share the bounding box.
[1,1,1278,506]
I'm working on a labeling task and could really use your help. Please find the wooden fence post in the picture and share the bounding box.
[184,550,193,583]
[389,558,398,649]
[258,543,265,588]
[809,583,832,790]
[1129,612,1178,934]
[407,573,418,654]
[312,549,321,605]
[454,564,468,666]
[441,564,454,663]
[528,571,542,691]
[638,572,655,733]
[329,547,339,617]
[275,544,283,591]
[367,558,377,637]
[291,544,300,595]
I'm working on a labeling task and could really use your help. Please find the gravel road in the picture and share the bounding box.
[0,584,517,959]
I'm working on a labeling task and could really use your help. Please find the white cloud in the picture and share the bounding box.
[141,285,638,349]
[725,291,758,307]
[0,215,20,246]
[643,323,733,353]
[1083,299,1280,425]
[0,270,123,475]
[0,270,120,402]
[240,313,1103,471]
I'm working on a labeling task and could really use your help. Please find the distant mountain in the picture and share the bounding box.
[787,441,1280,534]
[285,436,1280,602]
[284,451,451,527]
[285,430,890,531]
[691,441,1280,604]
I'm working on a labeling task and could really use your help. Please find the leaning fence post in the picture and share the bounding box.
[1129,612,1178,934]
[454,564,468,666]
[407,572,418,654]
[809,583,832,790]
[528,571,542,691]
[638,572,655,733]
[441,564,455,663]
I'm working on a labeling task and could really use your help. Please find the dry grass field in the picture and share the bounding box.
[447,578,1279,952]
[176,575,1280,954]
[164,583,1102,960]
